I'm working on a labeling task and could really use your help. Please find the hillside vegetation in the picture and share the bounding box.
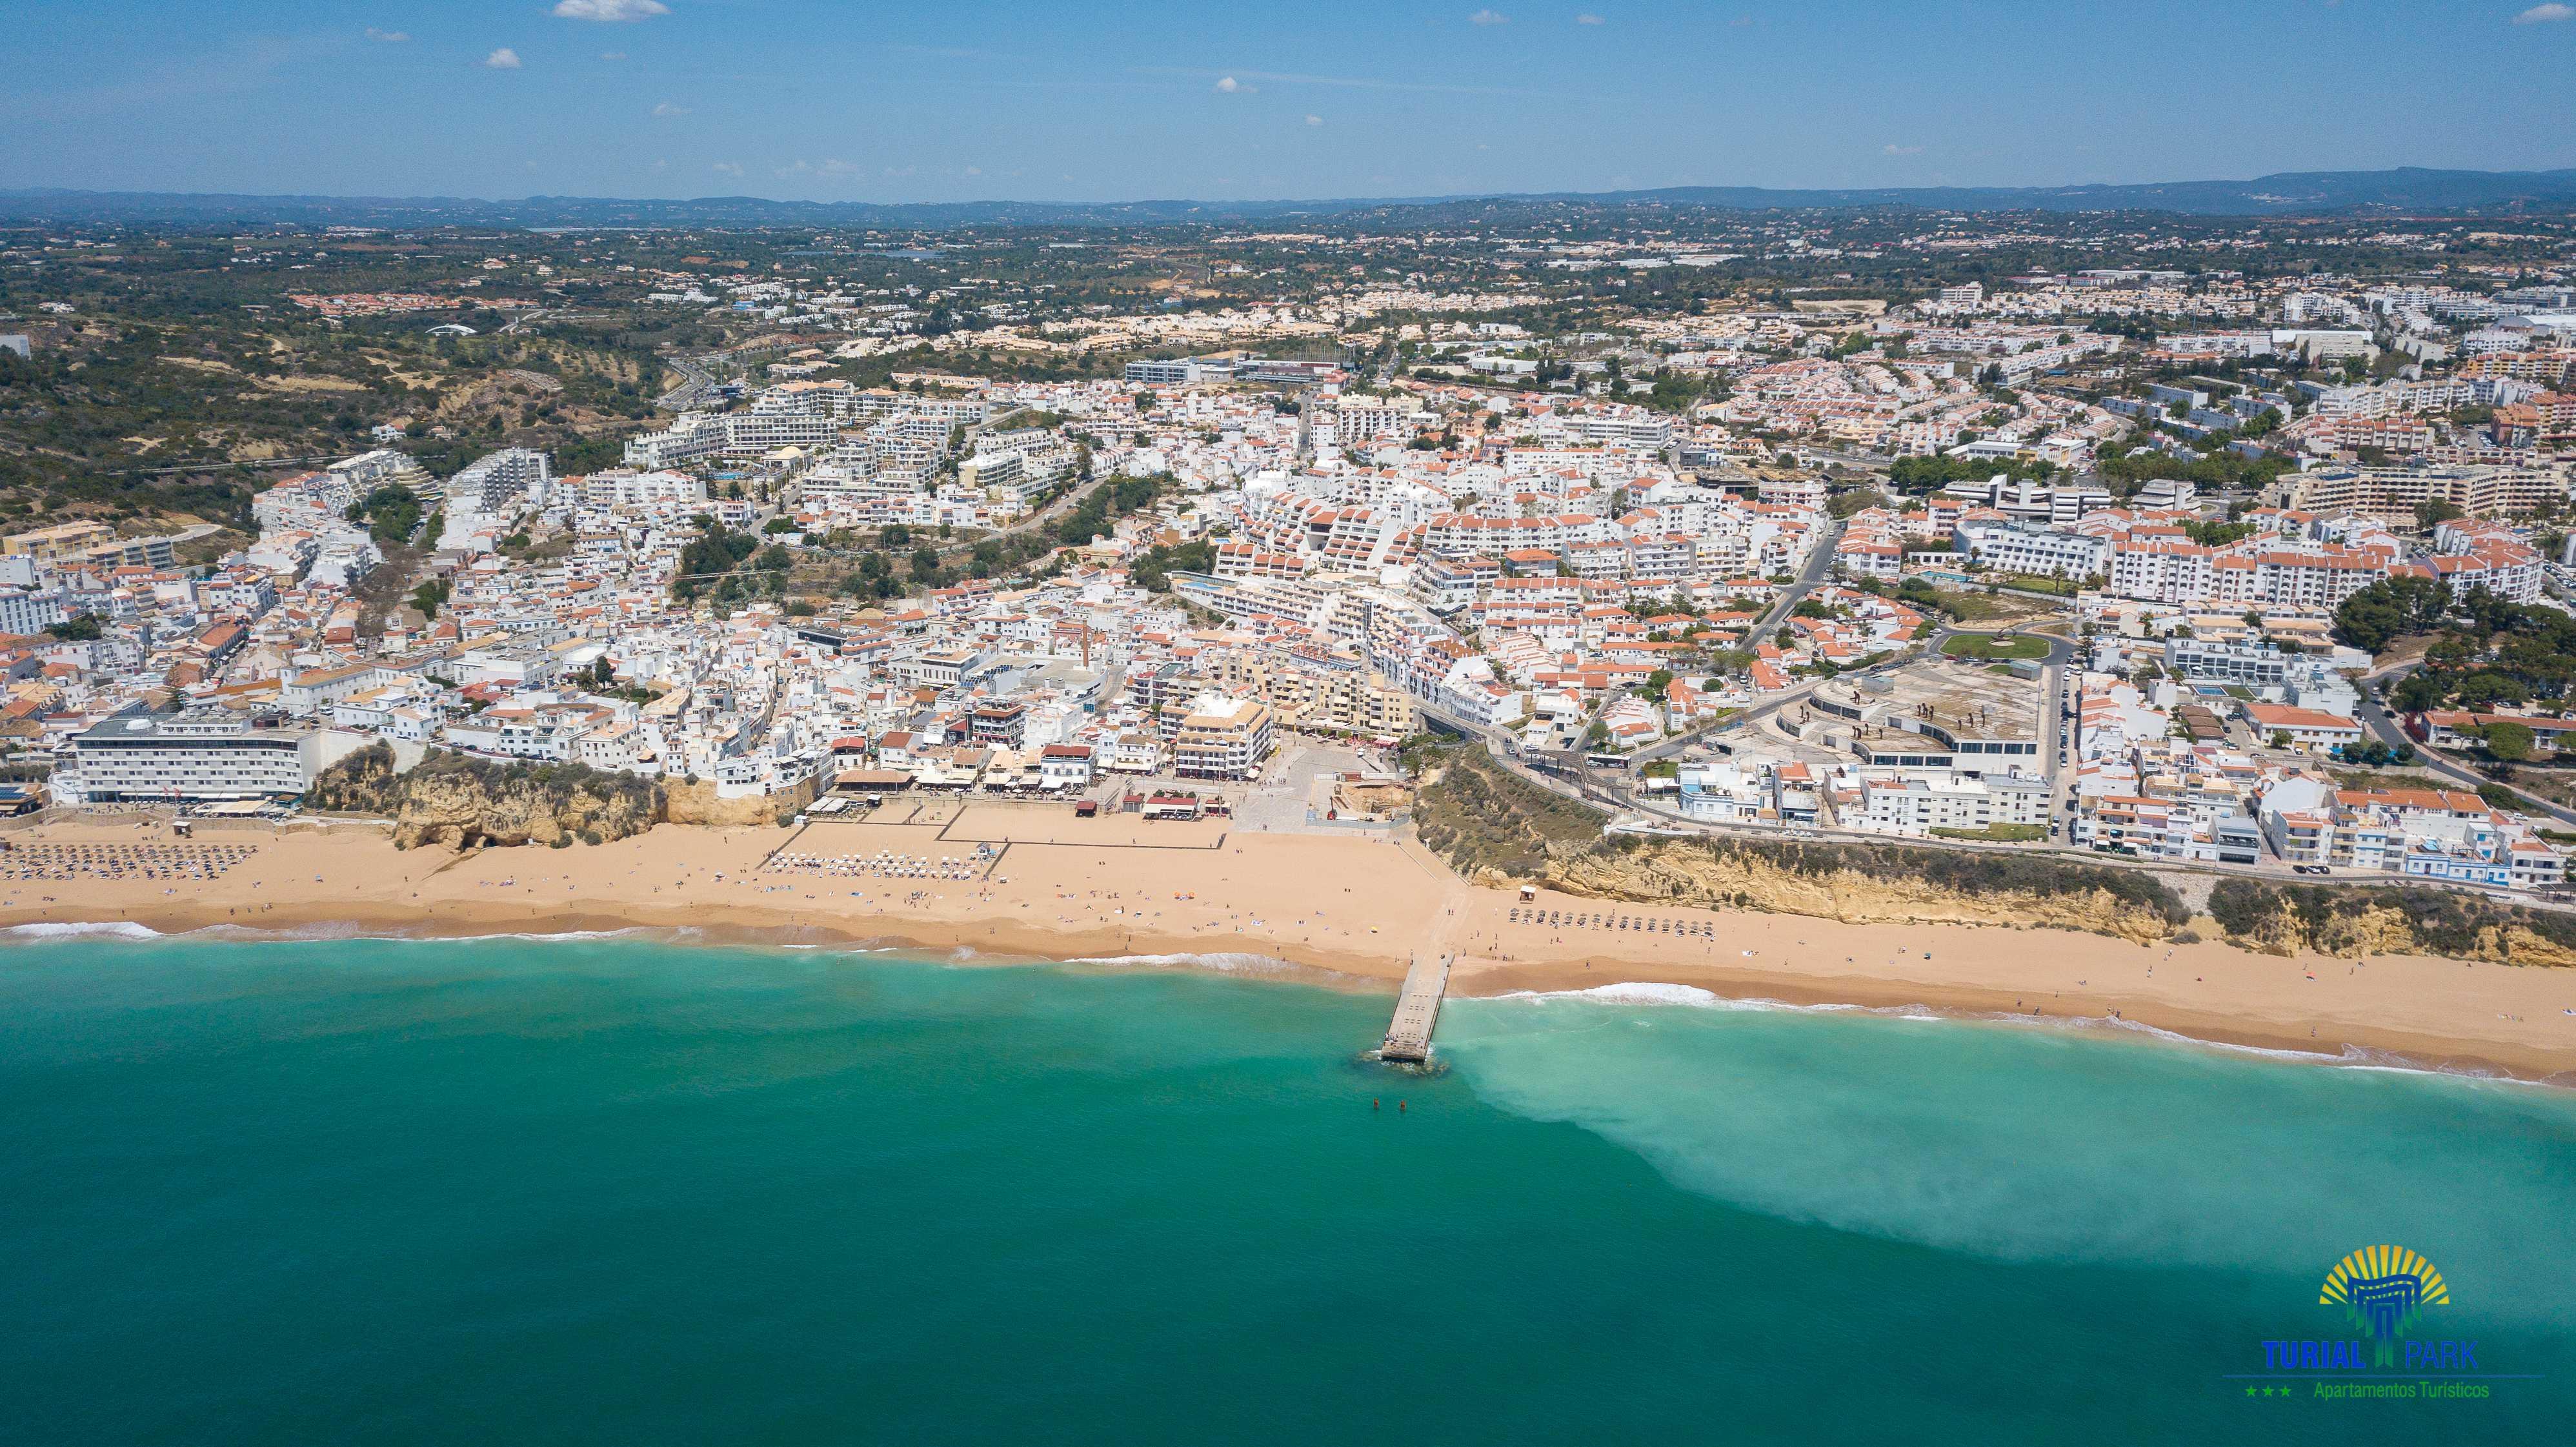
[1413,744,2189,942]
[2206,878,2576,966]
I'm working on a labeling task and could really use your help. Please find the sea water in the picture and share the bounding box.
[3,935,2568,1444]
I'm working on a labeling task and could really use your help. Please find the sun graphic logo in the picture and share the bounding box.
[2320,1245,2449,1367]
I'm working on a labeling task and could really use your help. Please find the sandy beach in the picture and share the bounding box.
[7,802,2576,1082]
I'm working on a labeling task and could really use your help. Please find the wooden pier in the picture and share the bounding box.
[1380,953,1451,1064]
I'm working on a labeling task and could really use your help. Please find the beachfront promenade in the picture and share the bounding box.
[1381,953,1452,1063]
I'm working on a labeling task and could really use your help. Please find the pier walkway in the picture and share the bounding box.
[1380,953,1451,1063]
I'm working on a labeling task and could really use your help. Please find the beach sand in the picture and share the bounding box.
[7,805,2576,1081]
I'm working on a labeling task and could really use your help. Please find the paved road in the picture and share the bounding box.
[1624,673,1836,767]
[1418,691,2576,903]
[1746,518,1846,649]
[656,352,727,411]
[1606,522,1849,765]
[2354,668,2576,827]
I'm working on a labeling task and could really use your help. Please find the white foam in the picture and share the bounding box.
[503,928,664,943]
[1442,989,2576,1295]
[1068,951,1294,975]
[1,920,163,942]
[1495,982,1871,1015]
[1480,983,2557,1086]
[1500,982,1722,1008]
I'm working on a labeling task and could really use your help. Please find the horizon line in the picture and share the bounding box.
[7,163,2576,216]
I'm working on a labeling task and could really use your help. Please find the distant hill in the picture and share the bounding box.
[7,167,2576,229]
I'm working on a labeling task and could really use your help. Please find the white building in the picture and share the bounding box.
[63,710,327,803]
[1851,771,2049,837]
[1957,520,2109,581]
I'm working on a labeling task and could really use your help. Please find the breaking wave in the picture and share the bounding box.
[1,920,163,942]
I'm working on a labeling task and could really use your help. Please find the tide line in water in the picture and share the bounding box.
[1480,980,2548,1086]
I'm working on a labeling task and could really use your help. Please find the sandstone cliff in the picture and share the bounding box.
[2208,878,2576,966]
[310,743,661,850]
[663,773,818,829]
[1530,838,2182,944]
[1412,742,2189,944]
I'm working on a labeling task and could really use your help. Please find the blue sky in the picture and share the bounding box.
[5,1,2574,203]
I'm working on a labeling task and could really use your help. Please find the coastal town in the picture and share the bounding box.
[16,3,2576,1437]
[5,208,2575,910]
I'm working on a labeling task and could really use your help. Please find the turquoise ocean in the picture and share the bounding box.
[3,932,2570,1444]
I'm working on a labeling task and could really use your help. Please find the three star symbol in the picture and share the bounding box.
[2244,1385,2291,1398]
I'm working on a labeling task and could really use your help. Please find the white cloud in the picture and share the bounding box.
[1214,76,1254,93]
[1304,113,1323,126]
[1469,8,1508,23]
[2513,3,2573,21]
[1137,65,1539,98]
[1576,12,1604,23]
[650,101,689,116]
[711,161,743,176]
[964,166,983,176]
[1884,143,1923,156]
[1730,14,1756,26]
[364,28,410,43]
[818,159,856,177]
[553,0,669,21]
[480,48,523,69]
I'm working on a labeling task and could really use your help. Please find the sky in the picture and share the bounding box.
[4,1,2575,205]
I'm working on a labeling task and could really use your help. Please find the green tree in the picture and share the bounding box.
[2331,576,2450,654]
[2482,720,2537,763]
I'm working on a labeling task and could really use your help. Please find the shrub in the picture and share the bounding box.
[1412,744,2189,925]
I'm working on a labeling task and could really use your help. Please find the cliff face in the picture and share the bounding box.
[1529,840,2182,944]
[310,744,661,851]
[2208,879,2576,966]
[1413,743,2189,946]
[388,765,658,850]
[663,774,818,829]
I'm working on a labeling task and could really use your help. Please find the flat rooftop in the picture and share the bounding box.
[1818,658,2042,749]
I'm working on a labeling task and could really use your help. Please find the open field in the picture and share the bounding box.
[1940,632,2051,662]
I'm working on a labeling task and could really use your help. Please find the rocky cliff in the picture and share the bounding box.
[1412,742,2189,944]
[1535,837,2185,944]
[309,743,661,850]
[2207,878,2576,966]
[663,773,818,829]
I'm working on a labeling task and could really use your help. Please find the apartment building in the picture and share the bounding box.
[64,709,325,802]
[1851,771,2049,837]
[1169,693,1276,780]
[1957,519,2109,580]
[2287,463,2566,522]
[2244,703,2364,753]
[2163,638,2290,688]
[4,521,118,566]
